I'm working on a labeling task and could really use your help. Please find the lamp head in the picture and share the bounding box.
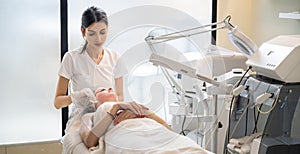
[227,27,257,57]
[223,15,257,57]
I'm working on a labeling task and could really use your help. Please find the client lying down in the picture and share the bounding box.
[79,87,213,154]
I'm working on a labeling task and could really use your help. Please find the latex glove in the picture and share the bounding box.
[117,101,149,117]
[71,88,97,103]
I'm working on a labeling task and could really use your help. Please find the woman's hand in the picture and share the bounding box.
[71,88,97,103]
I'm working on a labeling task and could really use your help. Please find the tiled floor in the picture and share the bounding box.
[0,141,62,154]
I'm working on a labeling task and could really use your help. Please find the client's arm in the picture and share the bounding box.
[113,105,171,130]
[80,103,145,148]
[146,113,172,130]
[113,110,137,125]
[80,113,95,147]
[80,104,119,148]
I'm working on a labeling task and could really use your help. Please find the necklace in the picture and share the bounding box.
[96,50,104,64]
[86,48,104,64]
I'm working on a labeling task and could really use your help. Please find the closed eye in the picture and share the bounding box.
[99,88,107,92]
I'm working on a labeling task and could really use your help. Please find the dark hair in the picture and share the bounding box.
[81,6,108,53]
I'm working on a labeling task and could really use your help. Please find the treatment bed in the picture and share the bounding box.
[61,103,213,154]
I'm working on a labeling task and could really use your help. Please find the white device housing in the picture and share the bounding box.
[149,53,221,86]
[246,35,300,83]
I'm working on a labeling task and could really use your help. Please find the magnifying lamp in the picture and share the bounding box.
[145,15,257,57]
[146,15,257,87]
[228,27,257,57]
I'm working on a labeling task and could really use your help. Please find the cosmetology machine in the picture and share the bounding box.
[146,12,300,153]
[226,35,300,154]
[145,15,256,153]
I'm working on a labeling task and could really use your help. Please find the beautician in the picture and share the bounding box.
[53,6,127,131]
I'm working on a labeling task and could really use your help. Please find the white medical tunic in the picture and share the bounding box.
[59,47,127,119]
[59,47,127,92]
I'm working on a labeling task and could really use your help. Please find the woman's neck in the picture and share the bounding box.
[86,46,104,64]
[86,46,103,58]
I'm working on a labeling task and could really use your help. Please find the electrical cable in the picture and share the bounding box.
[224,66,252,154]
[245,98,250,136]
[256,88,280,114]
[229,99,252,139]
[229,85,278,140]
[252,104,262,133]
[252,105,257,133]
[180,115,187,136]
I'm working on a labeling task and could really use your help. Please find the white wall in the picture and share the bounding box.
[217,0,300,52]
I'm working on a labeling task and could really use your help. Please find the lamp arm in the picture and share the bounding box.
[160,67,183,93]
[145,15,234,43]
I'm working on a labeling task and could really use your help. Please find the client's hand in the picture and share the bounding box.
[116,101,149,117]
[113,110,137,125]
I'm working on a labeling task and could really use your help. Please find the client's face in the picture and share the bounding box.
[95,88,117,108]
